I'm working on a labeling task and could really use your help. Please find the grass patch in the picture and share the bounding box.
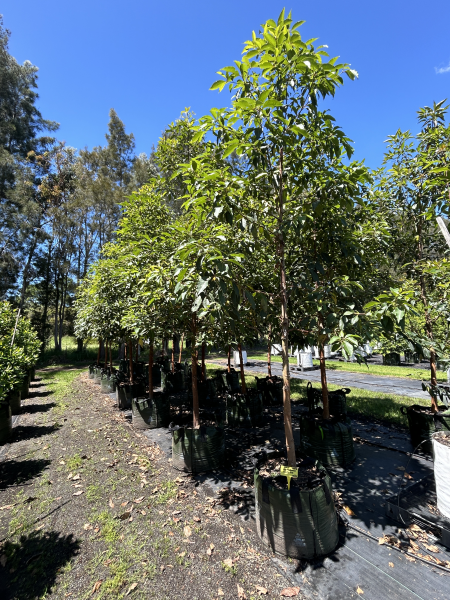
[66,453,83,471]
[155,480,177,505]
[86,484,103,503]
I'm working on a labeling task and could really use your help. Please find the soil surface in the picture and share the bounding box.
[0,372,305,600]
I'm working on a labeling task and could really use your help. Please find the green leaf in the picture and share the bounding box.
[210,79,226,92]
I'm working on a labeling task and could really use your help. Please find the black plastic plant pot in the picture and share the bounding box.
[31,367,36,381]
[119,359,128,375]
[116,384,133,409]
[21,374,29,400]
[226,391,264,428]
[382,352,401,366]
[221,370,241,394]
[0,403,12,445]
[256,376,283,406]
[132,393,171,430]
[7,389,21,415]
[402,404,450,454]
[328,388,351,418]
[172,425,225,473]
[101,373,115,394]
[161,369,185,394]
[299,416,356,467]
[254,459,339,559]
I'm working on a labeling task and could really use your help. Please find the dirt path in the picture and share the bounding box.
[0,371,303,600]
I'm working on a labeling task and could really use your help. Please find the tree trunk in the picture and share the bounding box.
[278,148,296,467]
[40,240,53,350]
[267,323,272,377]
[191,316,200,429]
[128,339,134,384]
[173,335,180,356]
[110,342,113,369]
[148,341,154,400]
[179,333,184,363]
[227,345,231,373]
[420,273,438,411]
[172,335,175,372]
[319,343,329,419]
[201,342,206,381]
[104,341,108,368]
[97,339,101,365]
[77,338,83,353]
[162,338,168,356]
[238,343,247,394]
[19,235,39,312]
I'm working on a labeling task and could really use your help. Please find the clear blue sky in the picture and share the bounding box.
[3,1,450,169]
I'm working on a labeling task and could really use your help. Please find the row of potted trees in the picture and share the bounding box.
[0,301,40,444]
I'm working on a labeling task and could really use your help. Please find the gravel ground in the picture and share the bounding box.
[0,371,306,600]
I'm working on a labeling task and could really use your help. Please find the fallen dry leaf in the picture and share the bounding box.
[280,588,300,597]
[223,558,234,568]
[72,474,81,481]
[125,582,138,596]
[424,544,440,553]
[237,583,247,599]
[218,589,224,597]
[343,505,355,516]
[134,496,144,504]
[356,586,364,595]
[193,516,201,522]
[404,473,413,480]
[183,525,192,537]
[255,585,268,595]
[396,466,406,471]
[121,501,129,507]
[109,498,114,508]
[389,562,394,568]
[73,490,84,496]
[91,580,102,595]
[83,523,92,530]
[119,512,131,520]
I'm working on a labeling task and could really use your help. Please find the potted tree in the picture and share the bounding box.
[186,11,365,557]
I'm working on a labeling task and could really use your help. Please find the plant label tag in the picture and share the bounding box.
[280,466,298,490]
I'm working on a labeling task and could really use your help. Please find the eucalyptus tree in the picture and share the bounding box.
[186,11,361,465]
[378,101,450,410]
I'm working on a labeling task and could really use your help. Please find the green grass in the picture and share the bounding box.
[244,349,447,382]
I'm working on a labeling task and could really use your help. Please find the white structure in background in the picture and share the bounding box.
[234,350,247,367]
[271,344,282,355]
[447,368,450,384]
[313,345,331,359]
[363,342,373,356]
[296,349,313,369]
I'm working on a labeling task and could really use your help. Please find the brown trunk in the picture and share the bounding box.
[192,316,200,428]
[124,341,127,359]
[97,339,101,365]
[238,343,247,394]
[148,342,154,400]
[179,333,184,363]
[278,147,296,467]
[201,342,206,382]
[128,339,134,385]
[267,323,272,377]
[172,335,175,372]
[419,273,439,412]
[227,344,231,373]
[104,340,108,368]
[110,342,113,370]
[319,344,329,419]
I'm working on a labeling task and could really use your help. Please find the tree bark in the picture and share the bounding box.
[148,341,154,400]
[128,339,134,385]
[227,344,231,373]
[104,340,108,368]
[191,316,200,428]
[77,338,83,353]
[201,342,206,381]
[238,343,247,394]
[319,344,330,419]
[267,323,272,377]
[278,148,296,467]
[110,342,113,369]
[97,339,101,365]
[179,333,184,364]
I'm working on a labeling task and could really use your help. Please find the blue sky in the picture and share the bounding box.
[3,0,450,169]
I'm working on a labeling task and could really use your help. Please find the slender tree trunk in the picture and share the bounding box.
[135,341,139,364]
[192,316,200,428]
[19,234,39,312]
[104,340,108,368]
[128,339,134,385]
[201,342,206,381]
[97,339,101,365]
[40,240,53,350]
[53,273,60,351]
[172,335,175,372]
[179,333,184,363]
[238,342,247,394]
[77,338,83,353]
[278,148,296,467]
[59,270,68,349]
[267,323,272,377]
[162,338,168,356]
[319,344,330,419]
[227,344,231,373]
[148,341,154,400]
[110,342,113,369]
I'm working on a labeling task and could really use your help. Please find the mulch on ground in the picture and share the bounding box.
[0,372,304,600]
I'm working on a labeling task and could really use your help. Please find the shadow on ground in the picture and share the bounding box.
[0,530,80,599]
[27,390,53,399]
[0,459,51,490]
[12,425,60,443]
[21,403,56,415]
